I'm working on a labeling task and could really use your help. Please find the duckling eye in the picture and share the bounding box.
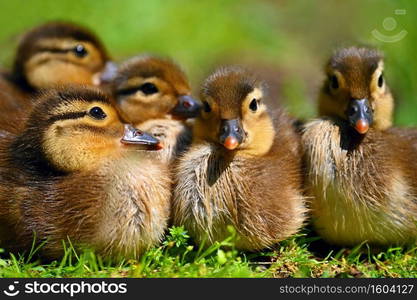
[73,44,88,58]
[139,82,159,95]
[249,98,258,112]
[203,101,211,113]
[378,74,384,88]
[89,106,107,120]
[329,75,339,90]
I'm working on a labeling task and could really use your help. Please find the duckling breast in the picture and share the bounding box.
[173,141,306,250]
[91,155,171,258]
[173,143,244,242]
[137,119,192,164]
[303,119,417,246]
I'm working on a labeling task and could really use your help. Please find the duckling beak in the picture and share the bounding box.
[346,98,373,135]
[93,61,119,86]
[171,95,201,119]
[121,124,160,146]
[219,119,245,150]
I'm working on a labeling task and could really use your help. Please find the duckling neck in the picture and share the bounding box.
[338,120,366,151]
[9,132,65,177]
[240,115,275,157]
[10,65,36,93]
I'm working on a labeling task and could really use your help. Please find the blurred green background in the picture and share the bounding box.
[0,0,415,125]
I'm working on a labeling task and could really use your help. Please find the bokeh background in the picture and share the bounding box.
[0,0,415,124]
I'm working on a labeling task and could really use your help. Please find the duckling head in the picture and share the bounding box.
[318,47,393,134]
[112,55,200,124]
[12,86,158,175]
[12,21,109,90]
[195,67,275,156]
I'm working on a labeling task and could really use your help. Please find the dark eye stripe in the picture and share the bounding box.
[35,47,75,55]
[116,86,143,96]
[48,112,87,123]
[116,83,159,97]
[35,46,90,57]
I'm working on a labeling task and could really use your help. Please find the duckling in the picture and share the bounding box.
[303,47,417,246]
[0,21,110,117]
[318,47,394,131]
[110,55,200,163]
[172,67,307,251]
[0,86,171,259]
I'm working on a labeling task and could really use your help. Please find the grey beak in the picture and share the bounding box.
[121,124,159,145]
[171,95,201,119]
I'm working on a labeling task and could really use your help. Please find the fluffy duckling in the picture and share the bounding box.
[172,67,306,251]
[0,21,111,117]
[303,47,417,246]
[0,87,171,259]
[318,47,394,131]
[110,55,200,163]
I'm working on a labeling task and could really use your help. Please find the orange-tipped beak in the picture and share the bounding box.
[346,98,373,135]
[155,142,164,150]
[219,119,245,150]
[223,136,239,150]
[355,119,370,134]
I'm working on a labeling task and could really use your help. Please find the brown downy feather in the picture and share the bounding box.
[0,86,171,259]
[0,73,31,134]
[172,67,307,251]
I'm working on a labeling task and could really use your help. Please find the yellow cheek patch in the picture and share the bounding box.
[369,60,393,130]
[239,88,275,156]
[370,61,385,93]
[326,69,346,92]
[245,88,263,103]
[43,120,119,172]
[241,112,275,157]
[241,88,266,117]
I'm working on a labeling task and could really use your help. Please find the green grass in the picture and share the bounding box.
[1,227,416,278]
